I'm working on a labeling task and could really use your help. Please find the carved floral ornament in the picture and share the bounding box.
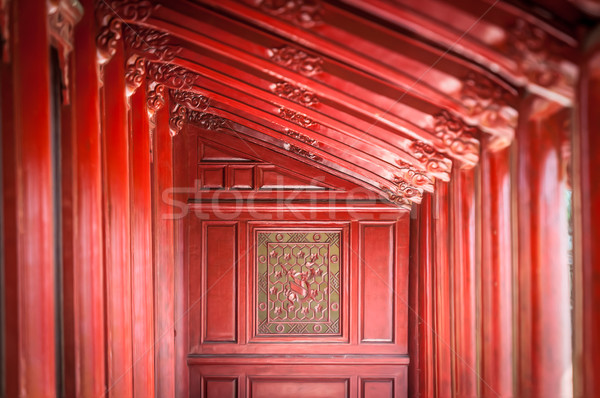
[95,0,156,64]
[249,0,324,28]
[506,19,575,89]
[407,141,452,182]
[272,81,320,107]
[268,45,323,77]
[168,89,227,136]
[432,110,480,167]
[48,0,84,104]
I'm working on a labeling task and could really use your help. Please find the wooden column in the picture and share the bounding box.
[450,166,477,398]
[102,44,133,397]
[1,0,57,396]
[130,87,155,398]
[71,0,106,395]
[573,30,600,398]
[153,92,176,398]
[432,182,452,397]
[416,194,434,398]
[515,95,572,397]
[479,138,513,397]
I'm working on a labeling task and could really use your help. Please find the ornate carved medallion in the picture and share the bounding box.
[256,231,341,336]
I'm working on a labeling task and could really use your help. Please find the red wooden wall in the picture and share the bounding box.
[0,1,599,398]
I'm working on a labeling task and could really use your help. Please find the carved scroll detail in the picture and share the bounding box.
[0,0,9,62]
[146,82,166,113]
[49,0,83,104]
[278,107,319,129]
[506,19,566,88]
[272,81,319,107]
[146,62,199,90]
[283,142,322,161]
[171,90,210,111]
[251,0,323,28]
[460,72,518,130]
[269,45,323,76]
[123,26,180,61]
[188,111,227,131]
[433,110,480,161]
[408,141,451,181]
[96,0,156,64]
[284,128,318,146]
[125,55,146,95]
[396,161,433,192]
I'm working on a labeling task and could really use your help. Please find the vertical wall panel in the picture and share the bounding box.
[204,377,238,398]
[203,223,238,343]
[361,379,394,398]
[360,223,395,342]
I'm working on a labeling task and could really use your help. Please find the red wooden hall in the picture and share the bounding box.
[1,0,599,397]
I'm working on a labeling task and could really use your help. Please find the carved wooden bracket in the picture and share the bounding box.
[505,19,577,101]
[168,89,212,136]
[0,0,9,63]
[122,26,181,96]
[95,0,157,64]
[432,110,480,168]
[406,141,452,182]
[248,0,324,28]
[49,0,83,104]
[460,72,518,148]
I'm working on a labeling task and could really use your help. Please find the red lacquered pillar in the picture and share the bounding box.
[479,138,513,398]
[1,0,57,396]
[450,166,478,398]
[101,44,134,397]
[515,96,572,398]
[573,33,600,398]
[129,85,156,398]
[71,0,107,395]
[153,91,176,398]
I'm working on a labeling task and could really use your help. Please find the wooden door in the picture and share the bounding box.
[180,132,410,397]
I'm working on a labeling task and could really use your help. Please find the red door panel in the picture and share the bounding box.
[183,134,410,397]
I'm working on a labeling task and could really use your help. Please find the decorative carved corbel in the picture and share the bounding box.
[432,110,480,166]
[407,140,452,182]
[380,179,422,207]
[125,55,146,96]
[146,62,200,90]
[123,26,180,61]
[250,0,324,28]
[271,81,320,107]
[268,45,323,76]
[48,0,83,104]
[146,81,166,114]
[0,0,10,63]
[188,111,227,131]
[460,72,518,147]
[506,19,575,91]
[168,89,211,136]
[95,0,156,64]
[396,161,434,193]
